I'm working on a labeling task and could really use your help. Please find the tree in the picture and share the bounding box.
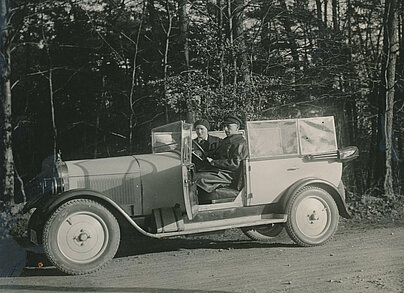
[178,0,194,123]
[0,0,14,204]
[0,0,18,239]
[382,0,399,196]
[233,0,251,85]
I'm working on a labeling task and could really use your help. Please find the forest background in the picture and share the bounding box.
[0,0,403,237]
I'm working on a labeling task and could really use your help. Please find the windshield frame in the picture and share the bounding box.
[151,121,192,164]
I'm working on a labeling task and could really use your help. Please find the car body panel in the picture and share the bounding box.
[247,158,342,205]
[65,153,185,216]
[66,156,143,214]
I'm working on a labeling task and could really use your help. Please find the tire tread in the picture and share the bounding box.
[43,198,120,275]
[285,186,338,247]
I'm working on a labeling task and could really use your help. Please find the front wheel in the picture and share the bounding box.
[42,199,120,275]
[285,186,339,247]
[241,224,284,241]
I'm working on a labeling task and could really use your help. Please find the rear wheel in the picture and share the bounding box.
[241,224,283,241]
[285,186,338,247]
[43,199,120,275]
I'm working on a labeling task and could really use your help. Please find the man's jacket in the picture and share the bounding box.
[210,134,248,174]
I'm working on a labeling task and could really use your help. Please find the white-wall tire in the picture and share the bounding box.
[42,199,120,275]
[285,186,338,247]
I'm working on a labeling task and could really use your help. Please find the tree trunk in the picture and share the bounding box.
[163,0,172,123]
[228,0,237,86]
[48,67,57,158]
[146,0,162,75]
[332,0,338,31]
[179,0,193,123]
[179,0,189,70]
[233,0,251,85]
[0,0,14,204]
[129,1,145,151]
[315,0,322,22]
[383,0,399,197]
[217,0,224,88]
[398,0,404,185]
[279,0,300,73]
[347,0,352,43]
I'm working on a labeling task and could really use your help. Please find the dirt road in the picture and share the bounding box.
[0,220,403,293]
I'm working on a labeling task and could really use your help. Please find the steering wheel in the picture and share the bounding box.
[192,140,208,163]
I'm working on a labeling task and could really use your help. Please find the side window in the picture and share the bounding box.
[247,120,298,159]
[299,117,337,154]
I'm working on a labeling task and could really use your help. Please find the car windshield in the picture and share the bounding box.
[151,121,192,164]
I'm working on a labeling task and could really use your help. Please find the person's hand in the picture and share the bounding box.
[207,157,213,163]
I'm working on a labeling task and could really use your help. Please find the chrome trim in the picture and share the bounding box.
[55,161,69,191]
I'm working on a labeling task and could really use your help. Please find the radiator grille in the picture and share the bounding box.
[74,174,140,204]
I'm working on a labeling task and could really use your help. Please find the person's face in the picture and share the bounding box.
[223,123,239,136]
[195,125,208,140]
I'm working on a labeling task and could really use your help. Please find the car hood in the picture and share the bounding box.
[65,152,181,177]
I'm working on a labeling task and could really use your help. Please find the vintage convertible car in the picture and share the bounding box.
[24,116,358,275]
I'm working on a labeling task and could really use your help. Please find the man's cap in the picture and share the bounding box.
[223,115,242,126]
[194,119,210,131]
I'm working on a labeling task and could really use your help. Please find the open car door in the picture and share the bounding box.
[182,122,199,219]
[151,121,199,219]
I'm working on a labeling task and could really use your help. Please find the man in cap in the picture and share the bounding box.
[195,115,248,193]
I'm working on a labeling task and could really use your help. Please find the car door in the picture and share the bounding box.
[246,117,341,206]
[246,119,300,205]
[181,122,199,219]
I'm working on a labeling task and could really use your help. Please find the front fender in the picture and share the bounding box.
[280,178,351,219]
[27,189,163,239]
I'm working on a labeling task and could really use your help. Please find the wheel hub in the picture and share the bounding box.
[308,211,320,223]
[296,196,331,237]
[57,212,108,263]
[74,229,91,244]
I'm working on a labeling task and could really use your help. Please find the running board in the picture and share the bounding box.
[154,213,287,237]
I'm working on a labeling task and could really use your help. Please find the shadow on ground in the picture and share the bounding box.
[21,229,295,277]
[0,284,231,292]
[116,232,296,258]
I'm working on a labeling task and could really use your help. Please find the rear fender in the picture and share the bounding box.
[280,178,351,219]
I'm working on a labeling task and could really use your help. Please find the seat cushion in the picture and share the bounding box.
[198,187,239,203]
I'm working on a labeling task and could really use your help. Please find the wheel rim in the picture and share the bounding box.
[295,195,331,238]
[57,211,109,263]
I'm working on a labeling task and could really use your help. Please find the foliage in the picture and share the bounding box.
[347,190,404,222]
[0,202,24,239]
[0,0,403,217]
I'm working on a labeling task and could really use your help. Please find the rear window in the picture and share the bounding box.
[299,117,337,155]
[247,120,298,159]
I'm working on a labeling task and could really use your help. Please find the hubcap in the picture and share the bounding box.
[57,212,108,263]
[295,196,331,238]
